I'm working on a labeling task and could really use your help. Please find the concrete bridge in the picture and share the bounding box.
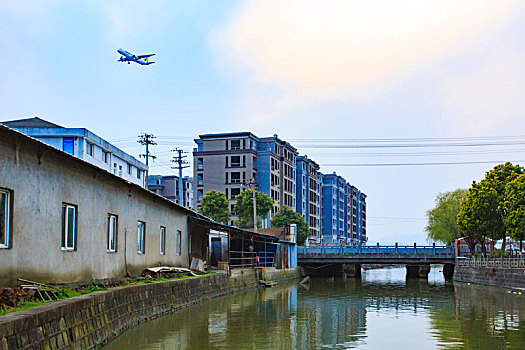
[298,244,455,280]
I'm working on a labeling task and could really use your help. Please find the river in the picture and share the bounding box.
[102,266,525,349]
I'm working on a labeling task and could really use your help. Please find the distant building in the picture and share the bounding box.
[1,117,148,187]
[193,132,297,226]
[321,172,366,245]
[296,156,321,239]
[148,175,193,208]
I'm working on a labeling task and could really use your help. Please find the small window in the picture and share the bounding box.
[160,226,166,255]
[176,230,182,255]
[119,165,122,177]
[63,137,74,155]
[230,188,240,199]
[103,151,110,164]
[127,164,132,175]
[230,156,241,167]
[86,142,94,157]
[231,139,241,150]
[137,169,141,179]
[107,214,118,252]
[137,221,146,254]
[113,163,117,175]
[61,203,77,251]
[0,188,11,249]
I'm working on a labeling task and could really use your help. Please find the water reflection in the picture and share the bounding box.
[103,267,525,349]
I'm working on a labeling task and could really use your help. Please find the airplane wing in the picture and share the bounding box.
[137,54,155,59]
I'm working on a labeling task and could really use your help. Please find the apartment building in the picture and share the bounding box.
[1,117,148,187]
[193,132,297,226]
[321,172,367,245]
[296,156,321,239]
[148,175,193,208]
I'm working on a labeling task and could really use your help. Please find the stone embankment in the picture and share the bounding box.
[454,266,525,290]
[0,268,304,350]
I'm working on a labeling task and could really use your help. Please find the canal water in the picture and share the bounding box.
[103,266,525,349]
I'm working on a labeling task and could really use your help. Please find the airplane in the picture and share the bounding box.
[117,48,155,65]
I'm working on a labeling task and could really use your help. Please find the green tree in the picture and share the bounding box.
[481,162,524,248]
[234,189,274,229]
[198,190,230,224]
[504,173,525,251]
[457,181,501,256]
[270,206,309,245]
[425,189,467,245]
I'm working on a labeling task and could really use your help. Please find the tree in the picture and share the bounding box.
[270,206,309,245]
[504,173,525,251]
[234,189,274,229]
[481,162,524,248]
[198,190,230,224]
[425,189,467,245]
[457,181,501,256]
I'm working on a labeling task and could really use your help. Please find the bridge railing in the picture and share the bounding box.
[298,244,454,257]
[456,256,525,268]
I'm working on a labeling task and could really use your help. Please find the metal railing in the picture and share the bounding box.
[229,251,274,268]
[456,256,525,268]
[299,243,454,256]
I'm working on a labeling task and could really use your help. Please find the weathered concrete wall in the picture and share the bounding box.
[0,126,199,286]
[0,268,304,350]
[454,266,525,289]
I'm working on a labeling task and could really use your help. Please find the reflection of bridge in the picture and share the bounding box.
[298,244,455,279]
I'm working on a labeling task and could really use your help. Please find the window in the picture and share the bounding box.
[119,165,122,177]
[63,137,74,155]
[231,139,241,150]
[107,214,117,252]
[137,221,146,254]
[103,151,110,164]
[230,156,241,167]
[113,163,117,175]
[230,188,240,199]
[197,158,203,170]
[160,226,166,255]
[176,230,182,255]
[61,203,77,251]
[231,172,241,183]
[136,169,141,179]
[127,164,132,175]
[86,142,94,157]
[0,189,11,249]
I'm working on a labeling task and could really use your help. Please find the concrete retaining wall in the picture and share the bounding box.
[454,266,525,290]
[0,268,304,350]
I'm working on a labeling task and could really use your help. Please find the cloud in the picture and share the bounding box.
[211,0,522,111]
[438,49,525,132]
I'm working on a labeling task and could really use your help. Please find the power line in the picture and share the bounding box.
[321,160,525,167]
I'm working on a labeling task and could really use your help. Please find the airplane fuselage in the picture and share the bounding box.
[117,48,155,65]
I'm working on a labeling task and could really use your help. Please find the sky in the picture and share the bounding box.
[2,0,525,244]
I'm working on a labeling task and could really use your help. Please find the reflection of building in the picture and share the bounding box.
[2,117,148,187]
[148,175,193,208]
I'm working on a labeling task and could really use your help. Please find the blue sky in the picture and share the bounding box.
[2,0,525,244]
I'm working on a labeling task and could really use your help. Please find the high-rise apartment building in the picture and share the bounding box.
[296,156,321,239]
[148,175,193,208]
[321,172,367,245]
[193,132,297,226]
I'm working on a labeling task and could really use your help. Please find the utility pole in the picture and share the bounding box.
[138,133,156,183]
[244,180,258,232]
[171,148,190,207]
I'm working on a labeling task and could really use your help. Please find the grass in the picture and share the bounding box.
[0,273,218,316]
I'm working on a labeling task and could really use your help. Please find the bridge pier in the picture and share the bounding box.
[343,263,361,278]
[443,263,454,280]
[406,264,430,279]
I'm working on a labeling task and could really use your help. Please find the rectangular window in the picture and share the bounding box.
[61,203,77,250]
[231,187,240,199]
[137,221,146,254]
[137,169,141,179]
[63,137,74,155]
[119,165,122,177]
[127,164,132,175]
[231,139,241,150]
[197,158,203,170]
[230,156,241,167]
[107,214,117,252]
[0,189,11,249]
[231,172,241,183]
[103,151,109,164]
[113,163,117,175]
[176,230,182,255]
[86,142,94,157]
[160,226,166,255]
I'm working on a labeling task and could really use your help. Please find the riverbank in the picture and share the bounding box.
[454,266,525,291]
[0,267,304,350]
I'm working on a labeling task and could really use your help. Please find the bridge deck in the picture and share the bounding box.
[298,245,455,265]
